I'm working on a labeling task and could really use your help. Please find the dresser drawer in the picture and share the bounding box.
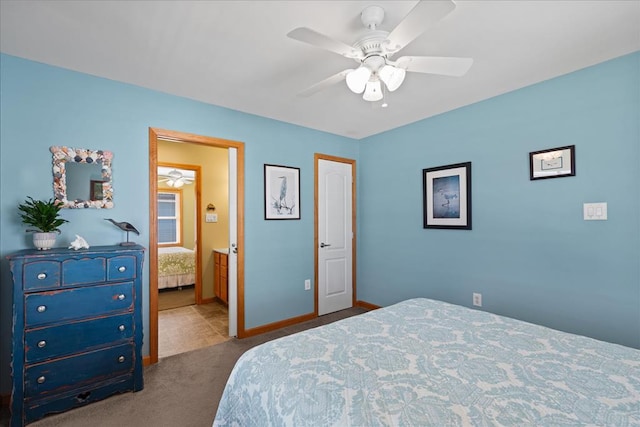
[24,261,61,291]
[24,376,135,425]
[107,255,136,281]
[23,254,138,291]
[24,343,134,398]
[25,313,134,364]
[62,257,106,286]
[25,282,134,327]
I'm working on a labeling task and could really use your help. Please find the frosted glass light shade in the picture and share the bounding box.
[362,80,383,102]
[345,67,371,94]
[379,65,406,92]
[166,179,184,188]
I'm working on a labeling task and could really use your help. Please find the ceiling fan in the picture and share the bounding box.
[287,0,472,103]
[158,169,194,188]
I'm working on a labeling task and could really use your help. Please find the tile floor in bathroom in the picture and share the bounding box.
[158,299,230,359]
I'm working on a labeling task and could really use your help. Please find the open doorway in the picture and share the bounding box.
[157,163,200,310]
[156,161,228,358]
[147,128,245,366]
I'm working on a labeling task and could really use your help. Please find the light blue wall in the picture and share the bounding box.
[2,52,638,397]
[0,54,358,393]
[358,52,640,349]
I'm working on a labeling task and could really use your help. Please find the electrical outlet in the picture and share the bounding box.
[473,293,482,307]
[304,279,311,291]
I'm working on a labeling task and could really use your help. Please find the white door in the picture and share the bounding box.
[228,148,238,337]
[318,159,353,315]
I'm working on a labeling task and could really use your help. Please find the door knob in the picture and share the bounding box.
[320,242,331,248]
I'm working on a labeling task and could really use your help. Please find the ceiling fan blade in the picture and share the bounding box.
[386,0,456,54]
[395,56,473,77]
[298,69,353,97]
[287,27,363,59]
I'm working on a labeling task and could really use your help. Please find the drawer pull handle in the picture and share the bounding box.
[76,391,91,402]
[37,273,47,280]
[118,355,125,363]
[37,340,47,348]
[117,294,126,301]
[37,376,46,384]
[118,325,125,332]
[118,266,126,272]
[37,305,47,313]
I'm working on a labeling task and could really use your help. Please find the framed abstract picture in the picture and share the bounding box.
[529,145,575,180]
[423,162,472,230]
[264,164,300,220]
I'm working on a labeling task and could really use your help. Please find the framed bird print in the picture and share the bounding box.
[264,164,300,220]
[423,162,472,230]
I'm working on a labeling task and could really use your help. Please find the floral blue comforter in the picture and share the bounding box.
[213,298,640,426]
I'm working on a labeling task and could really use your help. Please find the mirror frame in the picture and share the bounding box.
[50,145,114,209]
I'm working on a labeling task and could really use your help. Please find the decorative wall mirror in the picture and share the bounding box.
[50,146,114,208]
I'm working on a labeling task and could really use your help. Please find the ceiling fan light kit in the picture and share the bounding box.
[165,179,184,188]
[158,168,193,188]
[166,169,185,187]
[287,0,472,104]
[345,54,406,98]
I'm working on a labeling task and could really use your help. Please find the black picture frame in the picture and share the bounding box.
[264,164,300,220]
[423,162,472,230]
[529,145,575,180]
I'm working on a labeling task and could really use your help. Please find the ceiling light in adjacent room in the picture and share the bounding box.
[166,179,185,188]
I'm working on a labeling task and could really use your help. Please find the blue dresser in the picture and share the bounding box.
[7,245,145,426]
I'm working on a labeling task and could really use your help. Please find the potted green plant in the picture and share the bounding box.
[18,196,69,250]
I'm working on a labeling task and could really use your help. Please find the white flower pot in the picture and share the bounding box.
[33,232,57,250]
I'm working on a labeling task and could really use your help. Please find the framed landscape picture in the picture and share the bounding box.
[264,164,300,220]
[423,162,472,230]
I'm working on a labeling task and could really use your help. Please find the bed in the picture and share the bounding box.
[213,298,640,426]
[157,246,196,290]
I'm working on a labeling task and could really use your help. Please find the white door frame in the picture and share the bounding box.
[228,148,238,337]
[314,153,357,315]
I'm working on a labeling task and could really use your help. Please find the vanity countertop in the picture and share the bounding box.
[213,248,229,254]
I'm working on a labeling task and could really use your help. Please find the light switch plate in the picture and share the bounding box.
[205,213,218,223]
[583,202,607,220]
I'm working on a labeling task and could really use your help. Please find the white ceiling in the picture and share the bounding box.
[1,1,638,140]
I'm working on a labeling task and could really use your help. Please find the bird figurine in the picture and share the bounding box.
[105,218,140,246]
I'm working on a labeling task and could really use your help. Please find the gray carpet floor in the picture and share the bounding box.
[21,306,368,427]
